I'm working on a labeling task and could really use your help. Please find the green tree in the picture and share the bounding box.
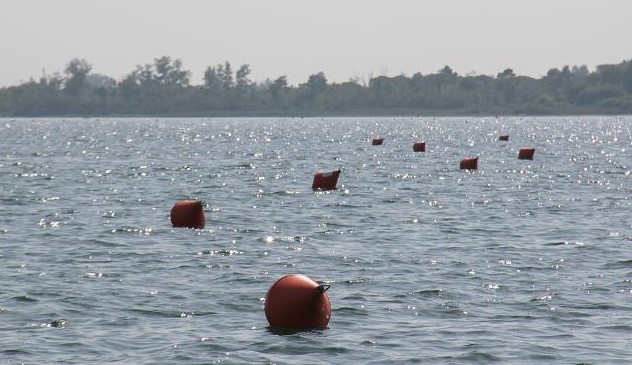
[305,72,327,94]
[571,65,590,77]
[153,56,190,87]
[439,65,457,77]
[269,75,288,102]
[5,55,632,117]
[497,68,516,79]
[220,61,233,89]
[622,61,632,93]
[575,85,625,105]
[203,66,222,91]
[235,64,252,95]
[596,64,622,84]
[64,58,92,95]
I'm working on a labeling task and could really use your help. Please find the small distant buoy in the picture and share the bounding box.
[265,274,331,329]
[499,133,509,141]
[518,147,535,160]
[372,138,384,146]
[460,156,479,170]
[170,200,205,229]
[312,169,341,191]
[413,142,426,152]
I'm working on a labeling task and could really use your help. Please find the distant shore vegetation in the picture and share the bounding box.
[1,56,632,117]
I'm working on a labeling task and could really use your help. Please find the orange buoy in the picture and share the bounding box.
[499,133,509,141]
[460,156,479,170]
[518,147,535,160]
[312,169,341,191]
[264,274,331,329]
[170,200,205,229]
[372,138,384,145]
[413,142,426,152]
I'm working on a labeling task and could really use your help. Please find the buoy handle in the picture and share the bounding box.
[315,284,331,294]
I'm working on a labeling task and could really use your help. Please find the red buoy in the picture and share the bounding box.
[499,133,509,141]
[170,200,205,229]
[372,138,384,145]
[460,156,479,170]
[413,142,426,152]
[265,274,331,329]
[518,147,535,160]
[312,169,341,191]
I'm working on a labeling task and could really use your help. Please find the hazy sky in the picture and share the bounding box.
[1,0,631,87]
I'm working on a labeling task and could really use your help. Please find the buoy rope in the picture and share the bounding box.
[315,284,331,294]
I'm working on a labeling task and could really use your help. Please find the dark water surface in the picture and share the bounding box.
[1,116,632,364]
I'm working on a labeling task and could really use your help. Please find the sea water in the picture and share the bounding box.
[1,116,631,364]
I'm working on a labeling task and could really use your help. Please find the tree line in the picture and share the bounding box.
[1,56,631,117]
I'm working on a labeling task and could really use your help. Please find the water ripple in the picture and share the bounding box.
[2,116,632,364]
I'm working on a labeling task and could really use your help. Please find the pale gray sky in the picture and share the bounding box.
[1,0,631,87]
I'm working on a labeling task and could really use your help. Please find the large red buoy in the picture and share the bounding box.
[312,169,341,191]
[518,147,535,160]
[499,133,509,141]
[372,137,384,145]
[264,274,331,329]
[413,142,426,152]
[460,156,479,170]
[170,200,205,229]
